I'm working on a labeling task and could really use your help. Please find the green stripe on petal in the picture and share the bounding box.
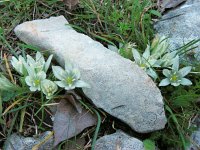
[25,76,33,86]
[179,66,192,77]
[74,80,91,88]
[142,45,150,59]
[45,54,53,72]
[55,81,67,88]
[180,78,192,86]
[159,78,170,86]
[172,56,179,71]
[132,48,141,64]
[52,66,66,80]
[163,69,171,78]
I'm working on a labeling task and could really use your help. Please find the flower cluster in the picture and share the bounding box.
[159,56,192,86]
[52,62,90,90]
[132,36,192,86]
[10,52,89,99]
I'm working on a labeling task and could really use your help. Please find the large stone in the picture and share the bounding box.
[187,128,200,150]
[4,132,53,150]
[155,0,200,60]
[95,131,144,150]
[14,16,166,133]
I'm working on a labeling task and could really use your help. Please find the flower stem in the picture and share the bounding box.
[39,91,44,128]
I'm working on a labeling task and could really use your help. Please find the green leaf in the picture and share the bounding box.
[172,93,198,107]
[0,118,5,125]
[18,43,40,52]
[0,94,4,125]
[143,139,156,150]
[149,10,162,17]
[0,27,3,34]
[1,91,17,102]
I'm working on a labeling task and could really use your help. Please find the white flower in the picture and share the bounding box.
[11,55,27,75]
[41,79,58,99]
[150,35,177,67]
[52,61,90,90]
[159,56,192,86]
[26,51,53,73]
[132,46,159,79]
[25,71,46,91]
[151,35,170,59]
[160,51,177,67]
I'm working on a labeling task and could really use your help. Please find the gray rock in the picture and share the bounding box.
[95,131,144,150]
[187,128,200,150]
[14,16,167,133]
[155,0,200,60]
[4,131,53,150]
[185,0,200,5]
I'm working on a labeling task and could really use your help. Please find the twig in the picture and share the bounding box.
[26,111,38,135]
[88,0,103,29]
[32,131,54,150]
[2,98,23,116]
[19,107,26,133]
[4,53,15,83]
[139,5,156,34]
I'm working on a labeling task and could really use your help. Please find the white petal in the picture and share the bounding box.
[172,55,179,71]
[44,54,53,72]
[30,86,37,92]
[65,85,75,90]
[18,55,26,64]
[11,57,20,71]
[132,48,141,64]
[146,68,158,80]
[25,76,33,86]
[159,78,170,86]
[171,82,180,86]
[142,45,150,59]
[55,81,67,88]
[24,62,35,75]
[73,68,81,80]
[52,66,66,80]
[11,56,18,66]
[65,60,73,71]
[148,59,157,66]
[74,80,90,88]
[179,66,192,77]
[36,51,45,63]
[27,55,36,65]
[163,69,171,77]
[37,71,46,80]
[180,78,192,86]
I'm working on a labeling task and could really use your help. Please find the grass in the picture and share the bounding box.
[0,0,200,150]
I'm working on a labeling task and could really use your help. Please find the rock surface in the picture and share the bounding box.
[155,0,200,60]
[4,131,53,150]
[14,16,166,133]
[95,131,144,150]
[187,128,200,150]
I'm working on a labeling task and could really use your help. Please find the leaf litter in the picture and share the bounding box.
[53,98,97,146]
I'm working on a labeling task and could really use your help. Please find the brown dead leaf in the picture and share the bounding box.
[53,99,97,146]
[157,0,186,12]
[65,95,82,114]
[65,92,82,113]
